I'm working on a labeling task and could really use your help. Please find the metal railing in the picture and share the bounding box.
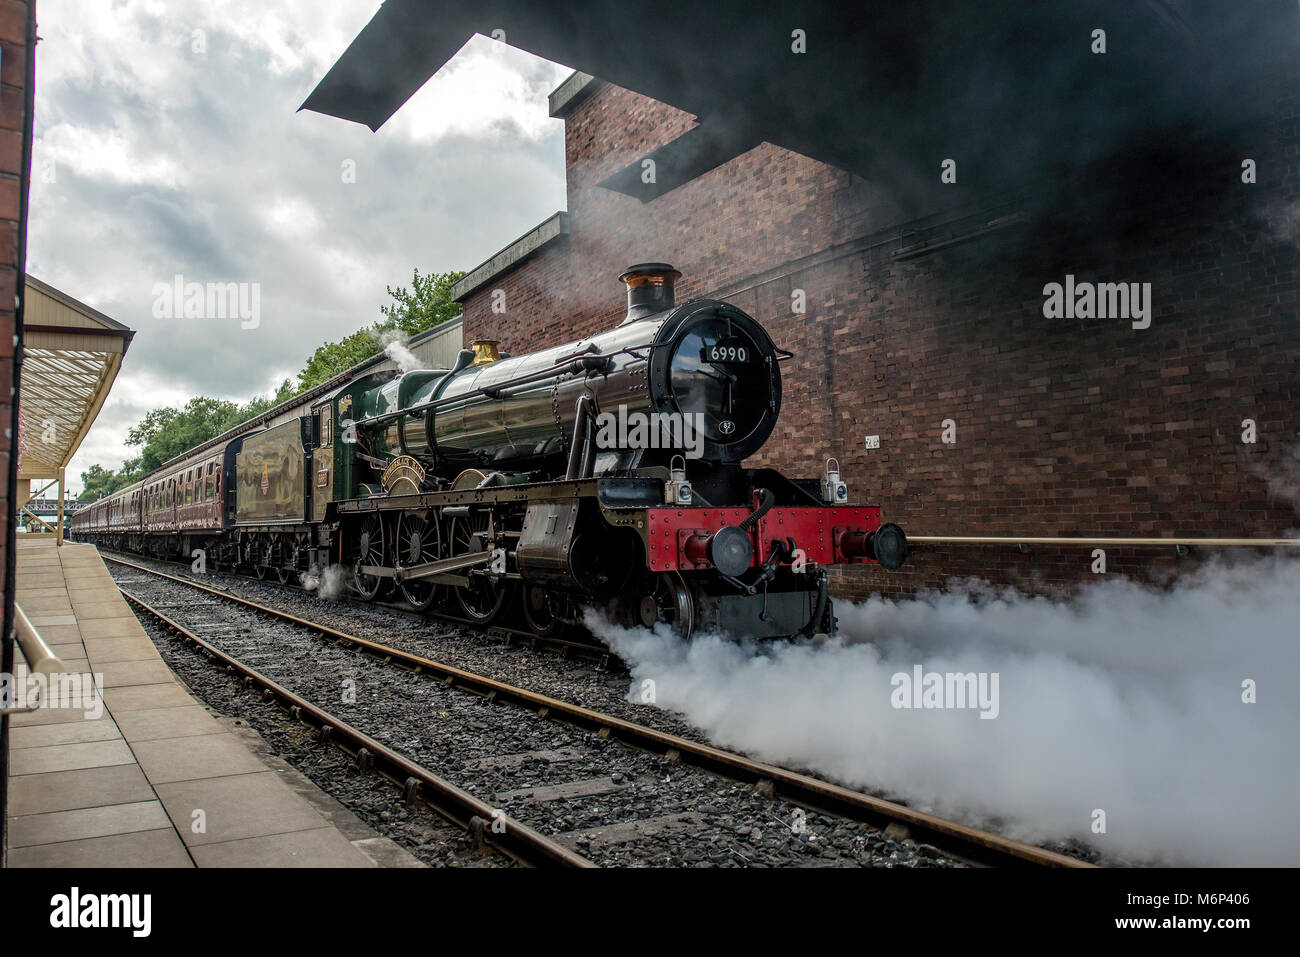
[3,603,68,714]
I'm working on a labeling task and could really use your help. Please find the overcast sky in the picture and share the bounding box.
[28,0,571,492]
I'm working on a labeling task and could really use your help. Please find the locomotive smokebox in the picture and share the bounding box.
[619,263,682,323]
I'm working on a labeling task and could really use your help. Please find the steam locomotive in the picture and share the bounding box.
[70,264,907,639]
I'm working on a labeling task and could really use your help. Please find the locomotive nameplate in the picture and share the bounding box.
[382,455,427,495]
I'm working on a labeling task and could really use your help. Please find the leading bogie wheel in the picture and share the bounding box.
[637,571,694,639]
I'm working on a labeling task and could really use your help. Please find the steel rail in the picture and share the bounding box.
[111,555,1091,868]
[101,549,613,663]
[119,587,593,869]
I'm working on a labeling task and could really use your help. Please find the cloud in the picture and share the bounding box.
[28,1,570,490]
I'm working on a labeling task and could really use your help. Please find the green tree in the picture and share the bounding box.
[78,458,143,500]
[127,396,239,471]
[78,463,118,500]
[297,328,384,392]
[235,378,298,421]
[297,268,465,390]
[380,268,465,336]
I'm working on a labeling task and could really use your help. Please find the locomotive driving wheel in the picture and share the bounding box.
[637,571,694,639]
[522,586,570,639]
[448,513,508,624]
[352,514,385,601]
[395,510,441,612]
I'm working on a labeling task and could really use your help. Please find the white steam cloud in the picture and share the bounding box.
[379,330,425,374]
[300,564,351,600]
[589,554,1300,865]
[1256,440,1300,514]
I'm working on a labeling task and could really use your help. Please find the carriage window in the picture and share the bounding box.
[321,414,331,446]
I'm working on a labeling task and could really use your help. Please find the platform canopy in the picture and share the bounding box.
[17,276,133,482]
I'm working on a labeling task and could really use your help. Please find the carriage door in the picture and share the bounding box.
[312,402,333,523]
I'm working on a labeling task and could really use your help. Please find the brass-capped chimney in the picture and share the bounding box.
[619,263,682,323]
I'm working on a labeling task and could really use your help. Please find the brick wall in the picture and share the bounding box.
[462,72,1300,599]
[0,0,31,596]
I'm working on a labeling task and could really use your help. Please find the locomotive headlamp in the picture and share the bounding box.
[822,457,848,503]
[665,454,693,505]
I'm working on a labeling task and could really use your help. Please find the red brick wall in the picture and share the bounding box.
[463,74,1300,599]
[0,0,31,595]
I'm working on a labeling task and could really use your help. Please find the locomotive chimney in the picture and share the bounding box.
[619,263,682,323]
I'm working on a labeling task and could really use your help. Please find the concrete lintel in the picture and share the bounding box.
[451,211,570,303]
[548,71,602,118]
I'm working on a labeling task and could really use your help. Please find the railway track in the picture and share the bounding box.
[107,553,1092,869]
[104,548,616,665]
[119,587,589,868]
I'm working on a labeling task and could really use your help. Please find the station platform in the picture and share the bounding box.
[6,539,420,867]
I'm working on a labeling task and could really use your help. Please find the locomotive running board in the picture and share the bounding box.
[361,550,493,583]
